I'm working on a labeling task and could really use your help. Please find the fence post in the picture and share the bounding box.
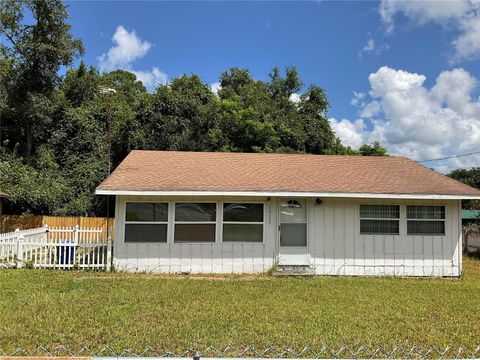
[43,224,49,242]
[16,234,24,268]
[106,237,112,271]
[73,224,79,244]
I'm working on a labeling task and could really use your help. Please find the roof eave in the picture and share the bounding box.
[95,189,480,200]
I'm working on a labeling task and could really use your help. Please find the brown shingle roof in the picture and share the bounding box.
[96,150,480,197]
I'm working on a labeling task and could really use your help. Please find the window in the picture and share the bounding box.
[223,203,264,242]
[407,205,445,235]
[174,203,216,242]
[125,202,168,243]
[360,205,399,235]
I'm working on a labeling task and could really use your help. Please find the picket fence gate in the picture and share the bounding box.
[0,225,112,270]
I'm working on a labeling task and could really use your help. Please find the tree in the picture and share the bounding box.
[358,141,388,156]
[298,85,336,154]
[0,0,83,158]
[61,61,99,107]
[448,168,480,210]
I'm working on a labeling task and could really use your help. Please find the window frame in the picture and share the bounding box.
[173,201,218,243]
[221,202,265,243]
[359,204,400,236]
[124,201,169,243]
[406,205,446,236]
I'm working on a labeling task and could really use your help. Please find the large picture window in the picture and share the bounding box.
[360,204,400,235]
[174,203,216,242]
[407,205,445,235]
[125,202,168,243]
[223,203,264,242]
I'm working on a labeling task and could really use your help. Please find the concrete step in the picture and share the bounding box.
[274,265,315,276]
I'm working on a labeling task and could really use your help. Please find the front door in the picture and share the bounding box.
[279,198,308,265]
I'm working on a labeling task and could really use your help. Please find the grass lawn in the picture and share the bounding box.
[1,257,480,357]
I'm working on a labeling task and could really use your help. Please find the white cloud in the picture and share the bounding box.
[452,16,480,61]
[98,26,168,91]
[98,26,151,72]
[289,93,301,104]
[351,91,366,107]
[133,67,168,89]
[360,100,381,118]
[338,66,480,172]
[330,118,367,149]
[210,82,222,95]
[358,37,390,58]
[379,0,480,61]
[363,38,375,53]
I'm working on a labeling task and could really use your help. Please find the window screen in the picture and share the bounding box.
[222,203,264,242]
[407,205,445,235]
[174,203,216,242]
[280,199,307,246]
[360,205,400,235]
[125,202,168,243]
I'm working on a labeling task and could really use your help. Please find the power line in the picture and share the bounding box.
[418,150,480,163]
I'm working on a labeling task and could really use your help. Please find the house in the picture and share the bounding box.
[95,150,480,276]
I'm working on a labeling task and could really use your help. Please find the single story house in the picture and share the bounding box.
[96,150,480,276]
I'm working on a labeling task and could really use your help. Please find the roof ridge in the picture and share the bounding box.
[129,149,411,160]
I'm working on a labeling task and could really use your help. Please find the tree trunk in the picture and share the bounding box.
[24,123,32,159]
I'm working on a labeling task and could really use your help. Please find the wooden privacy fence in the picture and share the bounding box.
[0,225,112,270]
[0,214,114,236]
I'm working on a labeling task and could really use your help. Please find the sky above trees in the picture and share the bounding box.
[65,0,480,172]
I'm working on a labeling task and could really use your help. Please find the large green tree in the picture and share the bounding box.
[0,0,83,158]
[0,0,389,217]
[448,168,480,210]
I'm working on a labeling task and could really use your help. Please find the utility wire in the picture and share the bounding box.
[418,150,480,163]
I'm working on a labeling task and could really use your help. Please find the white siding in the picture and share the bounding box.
[309,198,461,277]
[113,195,461,277]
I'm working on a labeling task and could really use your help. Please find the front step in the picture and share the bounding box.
[274,265,315,276]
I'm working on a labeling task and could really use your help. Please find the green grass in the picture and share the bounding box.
[1,257,480,355]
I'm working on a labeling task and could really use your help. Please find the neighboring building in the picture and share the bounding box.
[96,150,480,277]
[462,209,480,226]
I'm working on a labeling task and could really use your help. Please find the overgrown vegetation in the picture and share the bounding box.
[0,257,479,353]
[448,168,480,210]
[0,0,388,217]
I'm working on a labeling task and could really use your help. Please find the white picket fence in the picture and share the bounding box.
[0,225,112,270]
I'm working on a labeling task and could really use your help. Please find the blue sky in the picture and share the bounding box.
[66,1,480,171]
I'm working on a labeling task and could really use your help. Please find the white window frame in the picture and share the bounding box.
[124,201,169,243]
[359,204,400,235]
[406,205,446,236]
[173,201,218,243]
[221,201,265,244]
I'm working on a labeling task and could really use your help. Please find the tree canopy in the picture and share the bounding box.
[448,168,480,210]
[0,0,388,216]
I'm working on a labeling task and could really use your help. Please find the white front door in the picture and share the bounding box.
[278,198,309,265]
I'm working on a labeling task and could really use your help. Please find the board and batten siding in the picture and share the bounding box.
[309,198,461,277]
[113,195,461,276]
